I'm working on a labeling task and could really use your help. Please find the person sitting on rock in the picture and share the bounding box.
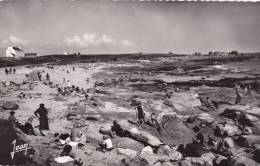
[18,92,26,99]
[150,113,161,132]
[71,122,84,142]
[60,145,75,158]
[208,134,218,148]
[205,97,215,110]
[196,132,205,145]
[99,127,115,138]
[217,132,234,156]
[23,117,36,135]
[136,102,145,128]
[98,135,113,152]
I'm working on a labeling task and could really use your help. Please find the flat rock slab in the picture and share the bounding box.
[2,102,19,110]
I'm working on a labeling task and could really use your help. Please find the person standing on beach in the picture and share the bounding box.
[46,73,50,81]
[8,111,18,127]
[5,68,8,75]
[34,103,49,135]
[234,84,242,104]
[136,102,145,128]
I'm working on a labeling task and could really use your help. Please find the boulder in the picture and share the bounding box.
[195,113,215,124]
[117,148,137,158]
[221,105,260,134]
[156,115,194,145]
[164,91,201,112]
[141,146,154,155]
[156,145,182,161]
[223,137,235,149]
[84,115,102,121]
[129,128,163,147]
[2,102,19,110]
[139,145,182,165]
[213,155,227,166]
[236,135,260,147]
[253,144,260,163]
[215,123,241,136]
[232,151,260,166]
[114,120,163,147]
[180,153,215,166]
[139,153,170,165]
[113,137,144,151]
[119,156,149,166]
[185,143,210,157]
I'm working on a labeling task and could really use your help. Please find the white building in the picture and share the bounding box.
[6,47,24,58]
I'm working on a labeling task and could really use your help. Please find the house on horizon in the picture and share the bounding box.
[24,52,37,58]
[6,46,24,58]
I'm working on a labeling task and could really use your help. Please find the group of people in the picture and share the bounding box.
[57,84,84,96]
[135,102,160,131]
[5,67,16,75]
[8,103,49,136]
[234,83,252,104]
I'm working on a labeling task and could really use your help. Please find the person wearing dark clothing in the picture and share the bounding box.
[196,132,205,145]
[60,145,74,158]
[136,103,145,127]
[34,103,49,135]
[13,68,16,74]
[8,111,18,127]
[5,68,8,75]
[46,73,50,81]
[38,73,42,81]
[238,112,247,132]
[24,117,36,135]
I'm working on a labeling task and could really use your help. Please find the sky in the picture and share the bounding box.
[0,0,260,56]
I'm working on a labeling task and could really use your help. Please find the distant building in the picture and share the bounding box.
[6,46,24,58]
[211,52,229,56]
[24,53,37,58]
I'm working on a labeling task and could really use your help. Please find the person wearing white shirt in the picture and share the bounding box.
[99,135,113,152]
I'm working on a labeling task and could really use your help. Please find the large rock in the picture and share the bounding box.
[156,145,182,161]
[253,144,260,163]
[129,128,163,147]
[139,146,182,165]
[113,137,144,151]
[141,146,153,155]
[140,153,170,165]
[236,135,260,147]
[195,113,215,124]
[221,105,260,134]
[117,148,137,159]
[180,153,215,166]
[2,102,19,110]
[114,120,163,147]
[164,91,201,112]
[215,123,241,136]
[119,156,149,166]
[154,115,193,145]
[231,150,260,166]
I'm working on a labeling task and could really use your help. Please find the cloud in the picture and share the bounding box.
[64,33,133,48]
[120,40,134,46]
[1,35,28,45]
